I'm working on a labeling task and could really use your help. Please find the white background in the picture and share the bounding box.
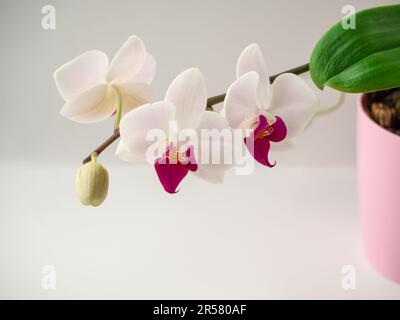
[1,0,400,299]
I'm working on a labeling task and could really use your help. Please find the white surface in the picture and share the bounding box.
[1,0,400,299]
[1,163,400,299]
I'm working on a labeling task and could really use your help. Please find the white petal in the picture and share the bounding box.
[270,73,319,139]
[114,141,138,162]
[194,111,232,184]
[134,53,156,84]
[165,68,207,130]
[60,84,117,123]
[116,101,175,162]
[114,80,153,115]
[54,50,108,101]
[223,71,261,129]
[107,36,147,83]
[236,43,271,106]
[195,166,226,184]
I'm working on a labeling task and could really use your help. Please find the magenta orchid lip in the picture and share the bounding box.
[154,144,198,194]
[244,115,287,167]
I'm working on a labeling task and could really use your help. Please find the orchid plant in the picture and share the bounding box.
[54,4,400,206]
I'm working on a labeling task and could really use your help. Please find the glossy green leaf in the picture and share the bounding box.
[310,4,400,93]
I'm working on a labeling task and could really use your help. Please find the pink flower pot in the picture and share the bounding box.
[358,93,400,283]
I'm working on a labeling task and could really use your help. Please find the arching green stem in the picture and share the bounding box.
[82,63,311,164]
[114,88,123,130]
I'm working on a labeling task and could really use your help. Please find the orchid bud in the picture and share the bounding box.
[76,158,109,207]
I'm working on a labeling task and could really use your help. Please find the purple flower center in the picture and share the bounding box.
[244,114,287,167]
[154,144,198,193]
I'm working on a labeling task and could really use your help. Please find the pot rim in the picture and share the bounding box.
[359,93,400,140]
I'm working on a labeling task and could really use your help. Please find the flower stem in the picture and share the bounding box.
[114,88,123,130]
[306,91,345,129]
[206,63,310,108]
[82,63,310,163]
[83,130,121,164]
[91,152,98,162]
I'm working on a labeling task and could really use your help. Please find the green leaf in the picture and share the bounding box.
[310,4,400,93]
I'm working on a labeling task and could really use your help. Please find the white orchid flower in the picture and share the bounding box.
[116,68,231,193]
[223,43,319,166]
[54,35,155,123]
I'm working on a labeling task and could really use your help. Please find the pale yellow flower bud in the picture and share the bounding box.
[76,158,109,207]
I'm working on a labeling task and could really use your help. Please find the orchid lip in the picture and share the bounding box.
[245,114,287,167]
[154,144,198,194]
